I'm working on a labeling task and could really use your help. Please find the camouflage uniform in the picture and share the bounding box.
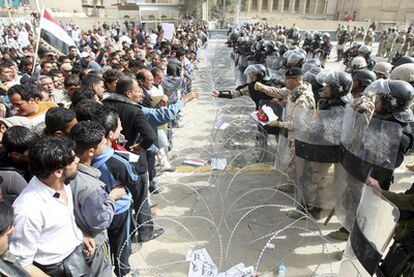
[406,32,414,56]
[364,31,374,46]
[389,33,407,62]
[377,31,388,57]
[254,82,316,181]
[384,30,398,58]
[276,33,287,44]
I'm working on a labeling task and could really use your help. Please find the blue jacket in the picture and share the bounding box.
[92,146,138,214]
[141,101,184,127]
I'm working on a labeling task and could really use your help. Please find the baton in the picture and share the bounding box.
[324,207,335,226]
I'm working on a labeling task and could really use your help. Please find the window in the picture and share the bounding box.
[262,0,268,10]
[294,0,300,11]
[252,0,258,10]
[273,0,279,10]
[241,0,247,11]
[305,0,310,13]
[284,0,290,11]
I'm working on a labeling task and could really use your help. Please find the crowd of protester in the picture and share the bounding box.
[0,19,207,277]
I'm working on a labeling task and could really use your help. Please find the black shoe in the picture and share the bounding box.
[149,181,163,194]
[139,228,164,243]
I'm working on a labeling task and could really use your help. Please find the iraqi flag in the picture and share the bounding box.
[39,9,77,55]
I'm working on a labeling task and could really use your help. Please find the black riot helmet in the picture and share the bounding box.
[352,69,377,88]
[324,71,354,103]
[358,45,372,57]
[392,55,414,68]
[279,44,289,56]
[244,64,270,83]
[365,79,414,122]
[386,80,414,122]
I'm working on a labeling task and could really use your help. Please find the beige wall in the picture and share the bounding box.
[336,0,414,22]
[236,0,335,23]
[34,0,84,13]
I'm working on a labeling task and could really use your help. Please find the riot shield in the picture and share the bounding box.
[338,186,399,277]
[294,107,344,209]
[266,54,280,70]
[335,106,402,231]
[274,107,291,174]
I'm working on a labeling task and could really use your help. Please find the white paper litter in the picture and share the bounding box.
[217,263,255,277]
[210,158,227,170]
[186,248,218,277]
[213,119,230,130]
[249,105,279,126]
[183,158,208,167]
[186,249,255,277]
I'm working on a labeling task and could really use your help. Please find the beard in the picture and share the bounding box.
[63,170,78,185]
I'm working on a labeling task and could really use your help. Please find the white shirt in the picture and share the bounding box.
[149,33,158,45]
[9,177,83,267]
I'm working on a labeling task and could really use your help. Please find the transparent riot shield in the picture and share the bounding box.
[338,186,399,277]
[274,107,290,174]
[336,106,402,231]
[294,107,344,209]
[266,54,280,70]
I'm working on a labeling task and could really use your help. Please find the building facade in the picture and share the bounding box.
[110,0,183,22]
[336,0,414,22]
[237,0,337,20]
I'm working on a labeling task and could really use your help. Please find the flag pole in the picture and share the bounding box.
[4,0,12,21]
[32,6,45,75]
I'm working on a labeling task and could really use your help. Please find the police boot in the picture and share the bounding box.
[327,227,349,241]
[287,204,309,219]
[308,207,324,220]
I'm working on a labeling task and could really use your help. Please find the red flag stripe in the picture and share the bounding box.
[43,9,62,28]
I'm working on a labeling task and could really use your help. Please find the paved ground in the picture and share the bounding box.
[128,40,414,276]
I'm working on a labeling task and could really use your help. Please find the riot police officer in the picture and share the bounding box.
[358,45,376,70]
[320,33,332,67]
[292,71,353,219]
[254,68,316,183]
[351,69,377,98]
[211,64,274,110]
[373,62,393,79]
[330,79,414,241]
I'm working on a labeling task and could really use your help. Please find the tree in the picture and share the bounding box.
[181,0,204,20]
[180,0,239,21]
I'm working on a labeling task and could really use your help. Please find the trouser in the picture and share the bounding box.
[336,44,344,60]
[109,210,133,277]
[403,43,410,55]
[296,159,334,209]
[384,43,393,58]
[409,46,414,57]
[146,150,157,182]
[85,236,112,277]
[157,129,169,149]
[379,242,414,277]
[377,42,385,56]
[287,138,297,183]
[321,56,329,67]
[389,43,404,62]
[134,172,154,242]
[33,244,90,277]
